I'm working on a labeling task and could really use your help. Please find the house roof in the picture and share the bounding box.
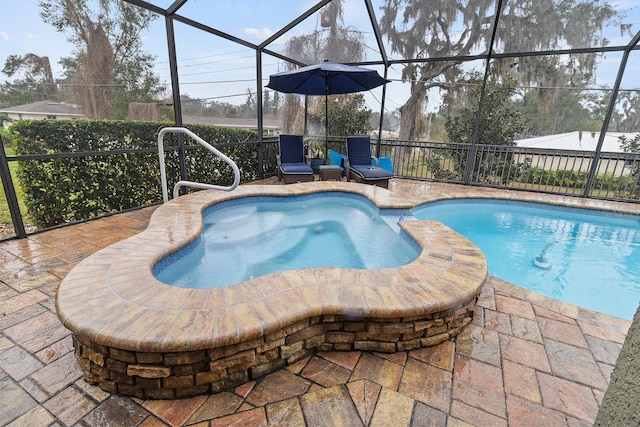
[516,131,638,153]
[183,115,282,130]
[0,100,84,117]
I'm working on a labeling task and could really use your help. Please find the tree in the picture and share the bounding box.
[517,87,600,135]
[619,133,640,198]
[262,90,281,116]
[445,75,525,181]
[308,94,373,138]
[379,0,621,141]
[0,54,57,106]
[241,88,256,118]
[263,90,272,116]
[281,0,365,134]
[40,0,164,119]
[611,92,640,132]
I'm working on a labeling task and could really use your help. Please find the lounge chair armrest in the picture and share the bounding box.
[344,158,351,181]
[371,157,379,166]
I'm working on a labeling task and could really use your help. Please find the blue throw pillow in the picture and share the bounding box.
[328,149,346,169]
[373,157,393,173]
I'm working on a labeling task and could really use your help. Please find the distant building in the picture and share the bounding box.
[516,131,638,153]
[0,100,85,121]
[183,115,282,135]
[515,131,640,174]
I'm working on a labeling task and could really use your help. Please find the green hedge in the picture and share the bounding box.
[520,167,588,188]
[12,120,272,228]
[519,166,640,197]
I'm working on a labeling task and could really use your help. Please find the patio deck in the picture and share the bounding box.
[0,180,633,426]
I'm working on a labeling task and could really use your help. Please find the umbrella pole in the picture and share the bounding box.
[324,91,328,155]
[303,96,308,136]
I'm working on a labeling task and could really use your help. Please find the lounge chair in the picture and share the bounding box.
[276,134,314,184]
[345,136,392,188]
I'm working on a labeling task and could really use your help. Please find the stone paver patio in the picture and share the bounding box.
[0,180,633,426]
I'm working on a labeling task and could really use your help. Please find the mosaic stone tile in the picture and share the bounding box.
[245,370,311,407]
[5,406,56,427]
[300,356,351,387]
[502,359,542,404]
[42,385,96,426]
[209,408,267,427]
[538,316,589,348]
[186,392,243,424]
[29,352,82,395]
[538,372,600,423]
[0,345,45,381]
[299,385,363,426]
[347,379,381,425]
[449,399,507,427]
[455,324,501,367]
[408,341,455,371]
[544,340,608,390]
[0,376,38,425]
[369,387,414,426]
[0,289,49,316]
[452,355,506,418]
[499,334,551,373]
[506,394,568,427]
[399,358,452,413]
[265,397,305,426]
[350,352,403,390]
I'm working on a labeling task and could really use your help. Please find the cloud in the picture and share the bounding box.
[0,32,8,41]
[243,27,274,41]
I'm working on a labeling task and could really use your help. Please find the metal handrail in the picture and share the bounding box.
[157,127,240,202]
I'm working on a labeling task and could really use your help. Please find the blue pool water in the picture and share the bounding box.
[154,193,419,289]
[413,199,640,320]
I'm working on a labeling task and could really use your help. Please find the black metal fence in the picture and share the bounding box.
[1,135,639,240]
[376,139,640,200]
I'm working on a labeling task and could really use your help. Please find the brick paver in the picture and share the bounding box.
[0,180,634,426]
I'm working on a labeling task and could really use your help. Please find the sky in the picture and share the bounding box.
[1,0,638,114]
[0,0,392,108]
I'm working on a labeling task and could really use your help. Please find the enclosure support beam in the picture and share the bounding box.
[164,16,187,184]
[584,30,640,197]
[0,142,26,239]
[256,50,264,179]
[375,66,389,157]
[464,0,504,183]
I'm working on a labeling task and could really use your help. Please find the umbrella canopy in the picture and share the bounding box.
[266,61,390,149]
[266,61,390,96]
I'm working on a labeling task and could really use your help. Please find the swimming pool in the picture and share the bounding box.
[154,194,419,288]
[413,199,640,320]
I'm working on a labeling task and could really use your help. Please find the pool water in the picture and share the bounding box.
[413,199,640,320]
[154,194,419,289]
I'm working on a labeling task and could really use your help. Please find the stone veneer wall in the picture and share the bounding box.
[73,301,475,399]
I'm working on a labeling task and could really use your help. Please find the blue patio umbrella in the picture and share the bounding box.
[266,61,390,148]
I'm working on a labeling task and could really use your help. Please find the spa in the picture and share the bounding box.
[56,182,487,398]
